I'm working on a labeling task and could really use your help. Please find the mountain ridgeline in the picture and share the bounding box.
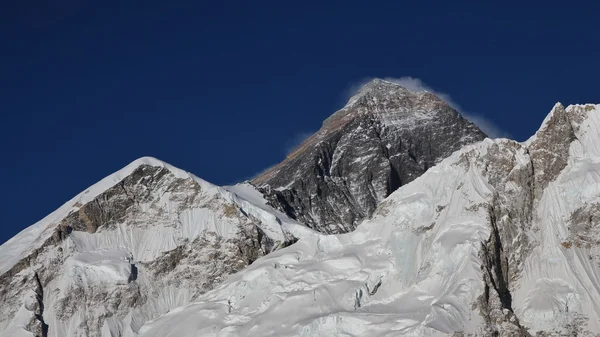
[2,79,600,337]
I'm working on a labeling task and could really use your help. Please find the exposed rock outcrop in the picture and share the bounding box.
[253,79,486,233]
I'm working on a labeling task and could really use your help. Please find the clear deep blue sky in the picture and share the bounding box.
[1,1,599,243]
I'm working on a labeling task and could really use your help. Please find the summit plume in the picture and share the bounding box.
[253,78,486,233]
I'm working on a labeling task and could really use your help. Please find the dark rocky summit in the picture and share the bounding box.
[253,79,486,233]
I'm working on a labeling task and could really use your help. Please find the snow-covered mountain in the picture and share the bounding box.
[0,158,315,337]
[2,79,600,337]
[139,103,600,337]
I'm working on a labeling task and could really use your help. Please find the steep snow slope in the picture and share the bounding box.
[139,104,600,337]
[139,140,504,337]
[0,157,174,275]
[513,104,600,334]
[0,158,315,337]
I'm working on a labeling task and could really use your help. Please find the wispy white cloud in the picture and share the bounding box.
[238,132,315,183]
[342,78,373,104]
[347,76,510,139]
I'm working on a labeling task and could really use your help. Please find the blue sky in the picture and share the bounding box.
[1,1,599,243]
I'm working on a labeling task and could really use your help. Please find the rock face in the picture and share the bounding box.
[253,79,486,233]
[0,158,308,337]
[139,103,600,337]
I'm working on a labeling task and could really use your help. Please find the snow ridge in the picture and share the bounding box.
[139,103,600,336]
[0,157,311,337]
[0,157,191,275]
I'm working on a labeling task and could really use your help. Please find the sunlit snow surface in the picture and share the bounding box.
[0,157,178,275]
[139,104,600,336]
[515,104,600,332]
[138,143,493,336]
[4,105,600,337]
[0,158,317,337]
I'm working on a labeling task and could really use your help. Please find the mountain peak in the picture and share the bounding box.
[0,155,209,276]
[0,153,305,337]
[361,78,406,90]
[125,156,190,179]
[345,78,413,107]
[323,78,450,133]
[253,78,485,233]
